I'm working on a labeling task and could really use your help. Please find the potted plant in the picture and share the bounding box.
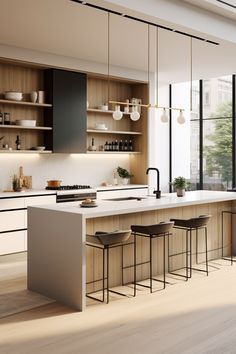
[171,176,189,197]
[117,166,133,185]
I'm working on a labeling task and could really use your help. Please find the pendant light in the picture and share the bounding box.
[130,105,140,121]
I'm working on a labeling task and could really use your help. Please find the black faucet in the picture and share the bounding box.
[146,167,161,199]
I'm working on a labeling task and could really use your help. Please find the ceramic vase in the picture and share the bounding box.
[30,91,38,103]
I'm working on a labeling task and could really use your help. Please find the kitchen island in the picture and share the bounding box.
[28,191,236,311]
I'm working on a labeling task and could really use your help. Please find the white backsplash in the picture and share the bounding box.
[0,153,130,190]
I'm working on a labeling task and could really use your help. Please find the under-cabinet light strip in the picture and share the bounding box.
[71,0,219,46]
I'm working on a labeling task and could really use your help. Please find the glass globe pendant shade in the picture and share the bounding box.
[112,105,123,120]
[177,110,185,124]
[130,105,140,121]
[160,108,169,123]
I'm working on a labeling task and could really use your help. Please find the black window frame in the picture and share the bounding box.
[169,74,236,190]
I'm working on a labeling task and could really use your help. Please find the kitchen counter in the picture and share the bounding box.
[32,190,236,218]
[0,189,56,199]
[27,190,236,311]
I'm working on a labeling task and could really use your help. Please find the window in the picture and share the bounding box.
[203,76,232,190]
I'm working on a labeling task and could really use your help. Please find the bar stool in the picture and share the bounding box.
[130,222,174,293]
[86,230,135,304]
[221,210,235,265]
[168,215,211,279]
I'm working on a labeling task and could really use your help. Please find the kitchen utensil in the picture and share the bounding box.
[16,120,36,127]
[47,180,62,188]
[4,91,23,101]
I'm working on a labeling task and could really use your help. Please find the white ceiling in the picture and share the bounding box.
[0,0,235,84]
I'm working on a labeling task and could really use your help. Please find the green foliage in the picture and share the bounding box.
[170,176,189,189]
[117,166,133,179]
[204,102,232,185]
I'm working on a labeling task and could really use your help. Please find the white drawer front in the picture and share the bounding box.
[0,198,25,211]
[0,210,26,232]
[97,190,121,200]
[0,230,25,255]
[24,195,56,207]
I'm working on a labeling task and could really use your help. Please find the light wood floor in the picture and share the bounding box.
[1,254,236,354]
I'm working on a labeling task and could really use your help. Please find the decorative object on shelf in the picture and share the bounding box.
[3,112,10,125]
[113,105,123,120]
[4,91,23,101]
[37,90,45,104]
[94,122,108,130]
[170,176,189,197]
[30,91,38,103]
[16,119,36,127]
[0,112,3,124]
[117,166,133,185]
[32,146,46,151]
[88,137,97,151]
[99,104,108,111]
[15,135,21,150]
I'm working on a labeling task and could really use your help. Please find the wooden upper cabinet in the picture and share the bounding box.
[44,69,87,153]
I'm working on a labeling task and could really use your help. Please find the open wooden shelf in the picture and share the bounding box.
[87,151,141,155]
[0,99,52,108]
[87,129,142,135]
[0,150,52,154]
[0,125,52,131]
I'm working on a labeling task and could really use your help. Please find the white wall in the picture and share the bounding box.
[0,153,130,190]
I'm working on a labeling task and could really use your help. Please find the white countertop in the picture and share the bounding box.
[96,184,148,191]
[0,189,56,198]
[31,190,236,219]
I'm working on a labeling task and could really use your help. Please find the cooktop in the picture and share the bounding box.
[45,185,91,191]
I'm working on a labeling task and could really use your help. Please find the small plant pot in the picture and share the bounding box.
[121,178,129,185]
[176,188,185,197]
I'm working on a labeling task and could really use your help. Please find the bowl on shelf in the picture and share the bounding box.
[15,119,36,127]
[4,91,23,101]
[94,123,108,130]
[31,146,46,151]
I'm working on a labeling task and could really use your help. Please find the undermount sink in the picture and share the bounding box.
[103,196,146,201]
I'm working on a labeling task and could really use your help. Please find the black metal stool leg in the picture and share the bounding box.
[106,247,109,304]
[102,248,105,302]
[205,227,209,276]
[163,234,166,289]
[134,233,136,297]
[190,229,192,278]
[186,229,189,280]
[150,236,153,293]
[196,228,199,264]
[167,232,170,273]
[121,244,124,285]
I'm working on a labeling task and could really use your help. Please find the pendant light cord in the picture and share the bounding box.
[156,27,159,107]
[148,24,150,105]
[190,37,193,112]
[107,12,110,106]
